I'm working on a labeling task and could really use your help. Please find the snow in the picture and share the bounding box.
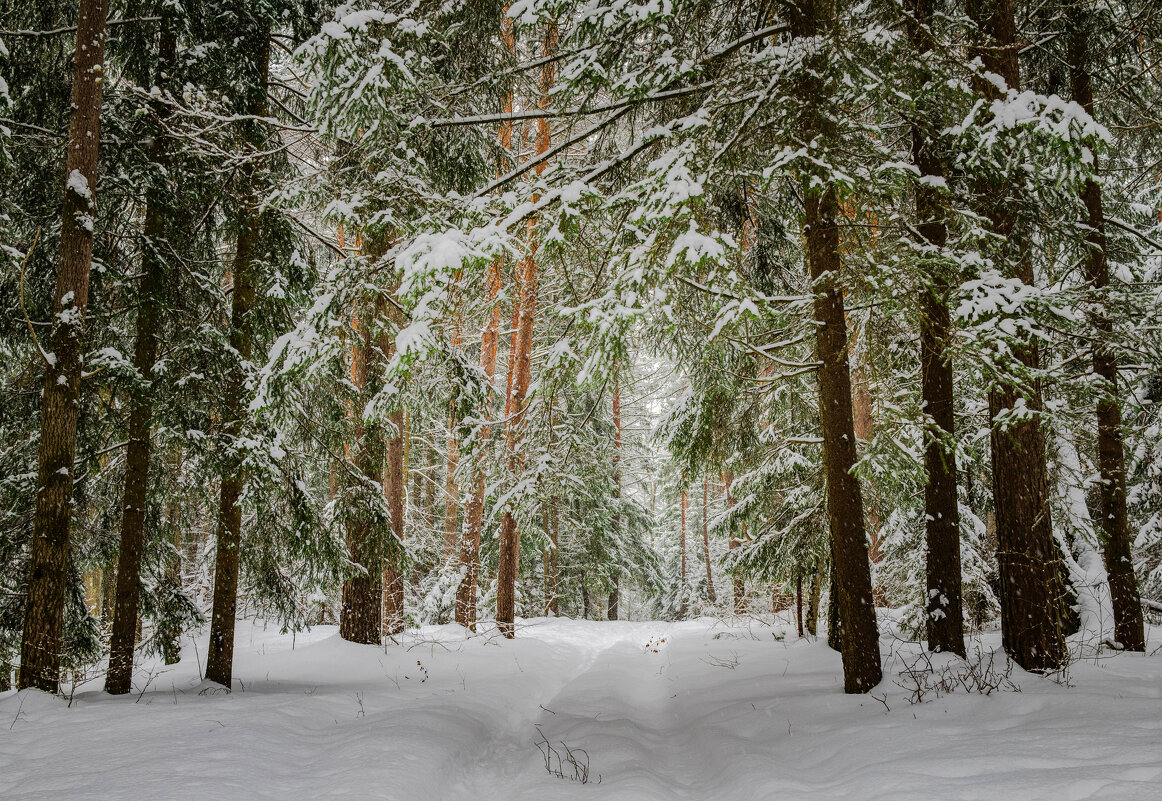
[1,617,1159,800]
[66,170,91,201]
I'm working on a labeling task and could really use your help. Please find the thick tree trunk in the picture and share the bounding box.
[805,185,881,690]
[496,22,558,638]
[340,312,385,644]
[106,22,176,695]
[791,0,881,695]
[966,0,1068,672]
[1067,15,1145,652]
[607,579,619,621]
[905,0,966,658]
[205,34,269,688]
[701,477,716,604]
[19,0,110,693]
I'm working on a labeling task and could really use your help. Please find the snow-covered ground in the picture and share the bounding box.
[1,616,1160,800]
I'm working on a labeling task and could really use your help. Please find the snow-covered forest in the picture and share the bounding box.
[2,0,1162,797]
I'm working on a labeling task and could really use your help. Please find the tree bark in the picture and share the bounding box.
[496,21,557,638]
[904,0,966,658]
[1066,14,1145,652]
[339,311,385,644]
[723,472,746,614]
[159,442,184,665]
[608,376,622,620]
[382,404,407,636]
[806,555,824,636]
[106,21,176,695]
[456,9,517,629]
[205,33,269,688]
[19,0,110,693]
[701,477,717,604]
[966,0,1068,672]
[679,487,688,617]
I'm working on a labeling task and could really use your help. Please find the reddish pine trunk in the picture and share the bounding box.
[1067,17,1145,651]
[20,0,110,693]
[966,0,1068,672]
[383,405,407,637]
[496,22,557,638]
[905,0,966,658]
[456,11,516,628]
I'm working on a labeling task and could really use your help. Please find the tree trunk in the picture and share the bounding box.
[19,0,110,693]
[966,0,1068,672]
[702,477,717,604]
[678,487,688,617]
[723,473,746,614]
[106,21,176,695]
[159,443,184,665]
[456,9,516,629]
[796,572,804,637]
[806,556,823,636]
[383,405,406,636]
[340,310,385,645]
[1067,12,1145,653]
[609,376,622,620]
[790,0,882,691]
[904,0,966,659]
[205,33,269,688]
[496,21,557,638]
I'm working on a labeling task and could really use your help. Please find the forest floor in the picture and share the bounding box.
[1,615,1160,800]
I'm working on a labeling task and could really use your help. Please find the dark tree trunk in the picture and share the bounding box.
[607,579,619,621]
[966,0,1068,672]
[19,0,110,693]
[807,186,880,688]
[106,22,176,695]
[796,572,804,637]
[1067,14,1145,653]
[826,550,842,653]
[791,0,881,693]
[205,34,269,688]
[340,311,385,645]
[904,0,966,659]
[159,443,184,666]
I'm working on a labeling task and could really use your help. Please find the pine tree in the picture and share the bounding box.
[19,0,110,693]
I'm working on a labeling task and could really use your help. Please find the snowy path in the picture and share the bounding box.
[2,617,1161,800]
